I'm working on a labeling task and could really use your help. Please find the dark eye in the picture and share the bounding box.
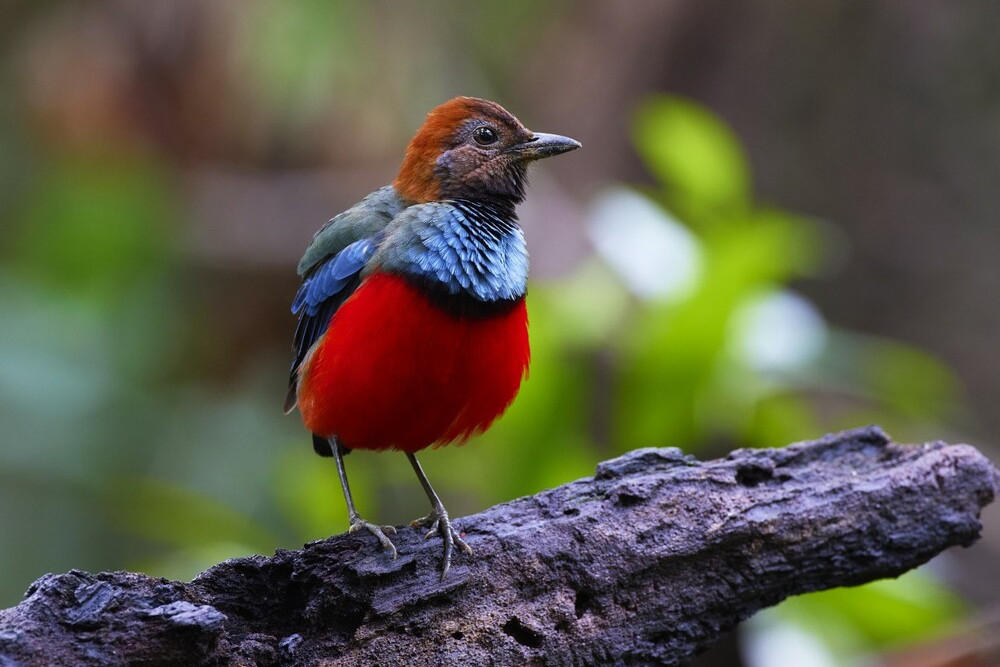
[472,126,498,146]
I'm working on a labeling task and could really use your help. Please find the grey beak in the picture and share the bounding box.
[509,132,582,160]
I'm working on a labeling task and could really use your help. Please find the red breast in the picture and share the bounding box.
[296,273,530,453]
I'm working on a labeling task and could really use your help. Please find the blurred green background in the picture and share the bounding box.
[1,2,998,666]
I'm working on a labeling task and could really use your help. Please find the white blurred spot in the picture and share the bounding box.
[587,188,702,301]
[730,291,827,372]
[742,617,839,667]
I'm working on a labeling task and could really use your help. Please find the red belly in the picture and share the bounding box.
[297,272,530,452]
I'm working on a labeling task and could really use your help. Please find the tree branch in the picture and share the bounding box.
[1,426,996,666]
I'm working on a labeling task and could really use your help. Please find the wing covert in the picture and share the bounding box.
[285,185,408,413]
[297,185,407,276]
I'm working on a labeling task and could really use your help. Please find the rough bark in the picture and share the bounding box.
[0,426,996,666]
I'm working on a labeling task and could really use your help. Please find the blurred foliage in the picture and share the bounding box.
[747,570,967,667]
[779,571,965,650]
[0,5,973,665]
[634,96,752,221]
[614,94,966,664]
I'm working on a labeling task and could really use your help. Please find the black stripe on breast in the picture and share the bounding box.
[400,272,524,319]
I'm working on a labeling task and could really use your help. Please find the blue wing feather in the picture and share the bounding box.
[285,236,381,413]
[285,185,407,413]
[292,237,377,317]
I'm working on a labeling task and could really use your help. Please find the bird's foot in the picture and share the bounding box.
[348,515,398,560]
[411,508,472,579]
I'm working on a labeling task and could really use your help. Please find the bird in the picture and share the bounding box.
[285,96,580,578]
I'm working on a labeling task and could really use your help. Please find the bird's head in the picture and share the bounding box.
[394,97,580,205]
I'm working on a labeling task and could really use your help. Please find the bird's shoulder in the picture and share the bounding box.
[297,185,410,277]
[287,186,411,412]
[372,199,528,304]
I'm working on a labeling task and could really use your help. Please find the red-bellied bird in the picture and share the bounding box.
[285,97,580,578]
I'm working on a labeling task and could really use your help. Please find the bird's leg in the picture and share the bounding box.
[406,452,472,579]
[330,438,397,559]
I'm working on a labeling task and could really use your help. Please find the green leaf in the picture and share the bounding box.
[633,95,751,217]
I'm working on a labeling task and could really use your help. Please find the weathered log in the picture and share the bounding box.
[0,426,996,666]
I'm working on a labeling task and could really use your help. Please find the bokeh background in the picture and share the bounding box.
[1,1,998,665]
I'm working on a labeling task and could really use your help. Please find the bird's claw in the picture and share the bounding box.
[411,510,472,579]
[348,516,398,560]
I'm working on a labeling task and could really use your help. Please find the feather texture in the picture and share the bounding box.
[296,273,529,452]
[284,186,407,412]
[286,192,528,413]
[373,199,528,303]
